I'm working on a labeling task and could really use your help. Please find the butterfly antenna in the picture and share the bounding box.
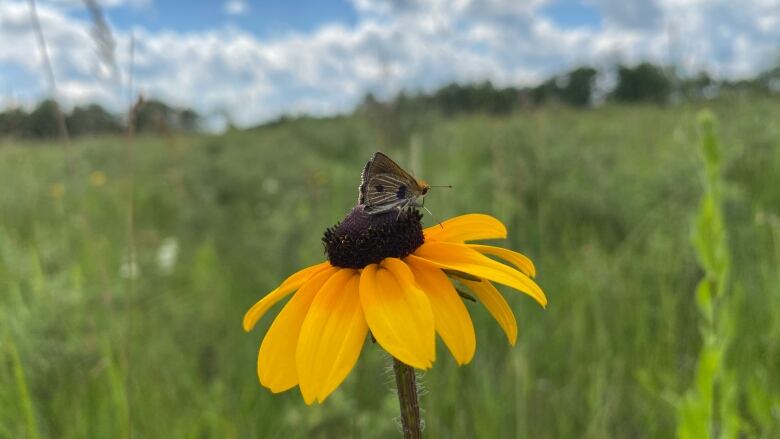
[429,185,453,189]
[420,203,445,229]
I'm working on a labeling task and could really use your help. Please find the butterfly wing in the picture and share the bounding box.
[368,152,417,180]
[358,158,372,204]
[363,173,419,213]
[358,152,426,214]
[359,152,412,203]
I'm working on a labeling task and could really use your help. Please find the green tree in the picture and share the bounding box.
[133,99,199,133]
[680,72,716,100]
[66,104,122,136]
[531,78,558,105]
[559,67,597,107]
[0,108,29,138]
[26,100,61,138]
[612,63,671,104]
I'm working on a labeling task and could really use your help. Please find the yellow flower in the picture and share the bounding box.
[243,209,546,405]
[89,171,107,187]
[49,183,65,199]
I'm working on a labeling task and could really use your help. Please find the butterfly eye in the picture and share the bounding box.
[421,186,429,195]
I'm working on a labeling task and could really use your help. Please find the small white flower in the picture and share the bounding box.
[157,237,179,275]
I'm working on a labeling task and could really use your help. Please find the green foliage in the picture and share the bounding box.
[0,99,199,140]
[679,72,716,101]
[676,111,741,439]
[0,96,778,438]
[134,99,200,133]
[1,325,40,439]
[613,63,672,104]
[27,99,63,138]
[432,82,518,116]
[0,108,29,136]
[559,67,598,107]
[529,67,598,107]
[4,62,779,141]
[67,104,122,136]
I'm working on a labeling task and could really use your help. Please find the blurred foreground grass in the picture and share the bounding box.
[1,96,779,438]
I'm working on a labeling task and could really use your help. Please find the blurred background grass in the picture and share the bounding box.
[1,93,779,438]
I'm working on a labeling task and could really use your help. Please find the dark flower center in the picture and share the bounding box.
[323,206,424,269]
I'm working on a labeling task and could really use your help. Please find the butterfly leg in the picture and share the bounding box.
[395,203,405,221]
[395,199,413,220]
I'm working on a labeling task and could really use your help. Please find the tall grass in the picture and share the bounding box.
[0,96,778,438]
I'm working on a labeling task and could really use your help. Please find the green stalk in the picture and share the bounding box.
[676,110,738,438]
[3,325,40,439]
[393,358,422,439]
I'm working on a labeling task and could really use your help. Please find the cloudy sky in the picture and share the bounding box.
[1,0,778,127]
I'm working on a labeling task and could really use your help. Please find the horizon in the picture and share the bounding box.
[1,0,779,129]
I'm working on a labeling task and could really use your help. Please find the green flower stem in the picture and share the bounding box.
[393,357,422,439]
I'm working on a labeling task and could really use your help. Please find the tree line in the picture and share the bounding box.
[0,98,199,139]
[360,62,780,117]
[2,61,779,139]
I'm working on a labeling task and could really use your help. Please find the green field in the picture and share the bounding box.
[1,96,779,438]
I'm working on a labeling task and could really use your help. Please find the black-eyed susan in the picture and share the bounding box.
[243,207,546,405]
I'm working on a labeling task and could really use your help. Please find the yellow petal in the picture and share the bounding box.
[359,259,436,369]
[460,279,518,345]
[424,214,507,243]
[257,267,337,393]
[410,242,547,308]
[406,257,476,365]
[296,269,368,404]
[468,244,537,278]
[243,261,330,332]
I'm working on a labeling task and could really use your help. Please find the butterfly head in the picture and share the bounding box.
[418,180,430,196]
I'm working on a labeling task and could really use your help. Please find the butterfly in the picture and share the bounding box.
[358,152,431,215]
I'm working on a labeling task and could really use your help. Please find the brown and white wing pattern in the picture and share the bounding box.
[358,151,427,214]
[358,158,372,204]
[362,173,418,213]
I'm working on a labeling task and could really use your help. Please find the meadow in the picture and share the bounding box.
[1,95,779,438]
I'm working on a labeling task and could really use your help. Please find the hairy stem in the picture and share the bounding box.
[393,358,422,439]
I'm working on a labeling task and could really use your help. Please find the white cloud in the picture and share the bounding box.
[223,0,249,16]
[0,0,778,128]
[589,0,663,29]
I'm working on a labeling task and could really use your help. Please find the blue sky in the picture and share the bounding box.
[90,0,361,37]
[1,0,778,127]
[71,0,603,37]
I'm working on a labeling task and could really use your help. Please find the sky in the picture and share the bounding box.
[1,0,779,128]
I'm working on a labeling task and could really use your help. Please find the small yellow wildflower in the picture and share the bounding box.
[49,183,65,199]
[89,171,107,187]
